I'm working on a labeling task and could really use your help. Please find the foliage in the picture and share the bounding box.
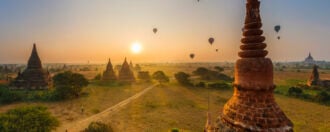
[83,121,113,132]
[195,82,206,88]
[288,87,303,97]
[152,71,169,84]
[192,67,209,77]
[0,105,59,132]
[0,87,23,104]
[192,67,232,81]
[214,66,224,72]
[171,128,180,132]
[174,72,193,86]
[53,71,89,100]
[94,74,102,80]
[314,91,329,103]
[208,82,231,90]
[138,71,151,82]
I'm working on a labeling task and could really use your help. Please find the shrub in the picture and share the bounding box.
[53,71,89,100]
[83,121,113,132]
[195,82,206,88]
[171,128,180,132]
[314,91,329,103]
[174,72,193,86]
[152,71,169,85]
[138,71,151,82]
[94,74,102,80]
[214,66,224,72]
[288,87,303,97]
[0,87,23,104]
[208,82,230,90]
[193,67,232,81]
[0,105,59,132]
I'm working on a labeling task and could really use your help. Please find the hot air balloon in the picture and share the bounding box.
[208,37,214,45]
[274,25,281,40]
[274,25,281,33]
[153,28,158,34]
[190,53,195,59]
[216,49,218,52]
[197,0,200,2]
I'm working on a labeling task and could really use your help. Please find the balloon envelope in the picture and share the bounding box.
[153,28,158,34]
[208,38,214,45]
[274,25,281,33]
[190,54,195,59]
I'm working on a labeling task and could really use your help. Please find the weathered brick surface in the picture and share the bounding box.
[215,0,293,131]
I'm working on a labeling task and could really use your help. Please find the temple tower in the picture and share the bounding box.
[216,0,293,131]
[307,65,320,86]
[102,58,117,81]
[118,58,135,83]
[10,44,51,90]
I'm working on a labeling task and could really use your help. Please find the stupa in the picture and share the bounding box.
[216,0,293,131]
[10,44,51,90]
[118,58,135,83]
[102,58,117,81]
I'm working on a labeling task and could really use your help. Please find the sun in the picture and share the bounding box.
[131,42,142,54]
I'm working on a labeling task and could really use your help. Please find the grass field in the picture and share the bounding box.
[104,83,330,132]
[0,82,148,129]
[0,64,329,131]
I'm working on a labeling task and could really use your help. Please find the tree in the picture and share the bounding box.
[174,72,192,86]
[152,71,169,85]
[314,91,329,103]
[53,71,89,100]
[214,66,224,72]
[138,71,151,82]
[94,73,101,80]
[193,67,209,76]
[0,106,59,132]
[83,121,113,132]
[288,87,303,97]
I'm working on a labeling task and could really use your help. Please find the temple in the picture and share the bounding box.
[10,44,51,90]
[307,65,330,87]
[215,0,293,131]
[304,52,315,64]
[118,58,135,83]
[102,58,117,81]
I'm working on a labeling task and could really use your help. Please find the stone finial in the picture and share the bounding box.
[239,0,268,58]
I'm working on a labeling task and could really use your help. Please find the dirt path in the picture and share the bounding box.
[57,83,158,132]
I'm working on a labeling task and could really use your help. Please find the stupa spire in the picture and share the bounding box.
[102,58,117,81]
[216,0,293,131]
[27,43,42,69]
[118,57,135,83]
[239,0,268,58]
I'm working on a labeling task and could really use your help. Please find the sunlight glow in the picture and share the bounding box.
[131,42,142,54]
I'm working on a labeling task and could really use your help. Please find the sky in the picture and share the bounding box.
[0,0,330,64]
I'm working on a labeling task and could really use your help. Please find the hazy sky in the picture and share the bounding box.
[0,0,330,64]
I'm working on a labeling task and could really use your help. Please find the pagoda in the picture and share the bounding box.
[102,58,117,81]
[118,58,135,83]
[10,44,51,90]
[304,52,315,64]
[216,0,293,131]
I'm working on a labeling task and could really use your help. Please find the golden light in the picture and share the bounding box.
[131,42,142,54]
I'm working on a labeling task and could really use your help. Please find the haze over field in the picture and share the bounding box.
[1,0,330,63]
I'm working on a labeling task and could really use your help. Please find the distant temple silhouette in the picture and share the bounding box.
[304,52,315,64]
[102,58,117,81]
[10,44,51,90]
[118,58,135,83]
[307,65,330,87]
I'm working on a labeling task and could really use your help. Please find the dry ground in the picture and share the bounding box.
[103,84,330,132]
